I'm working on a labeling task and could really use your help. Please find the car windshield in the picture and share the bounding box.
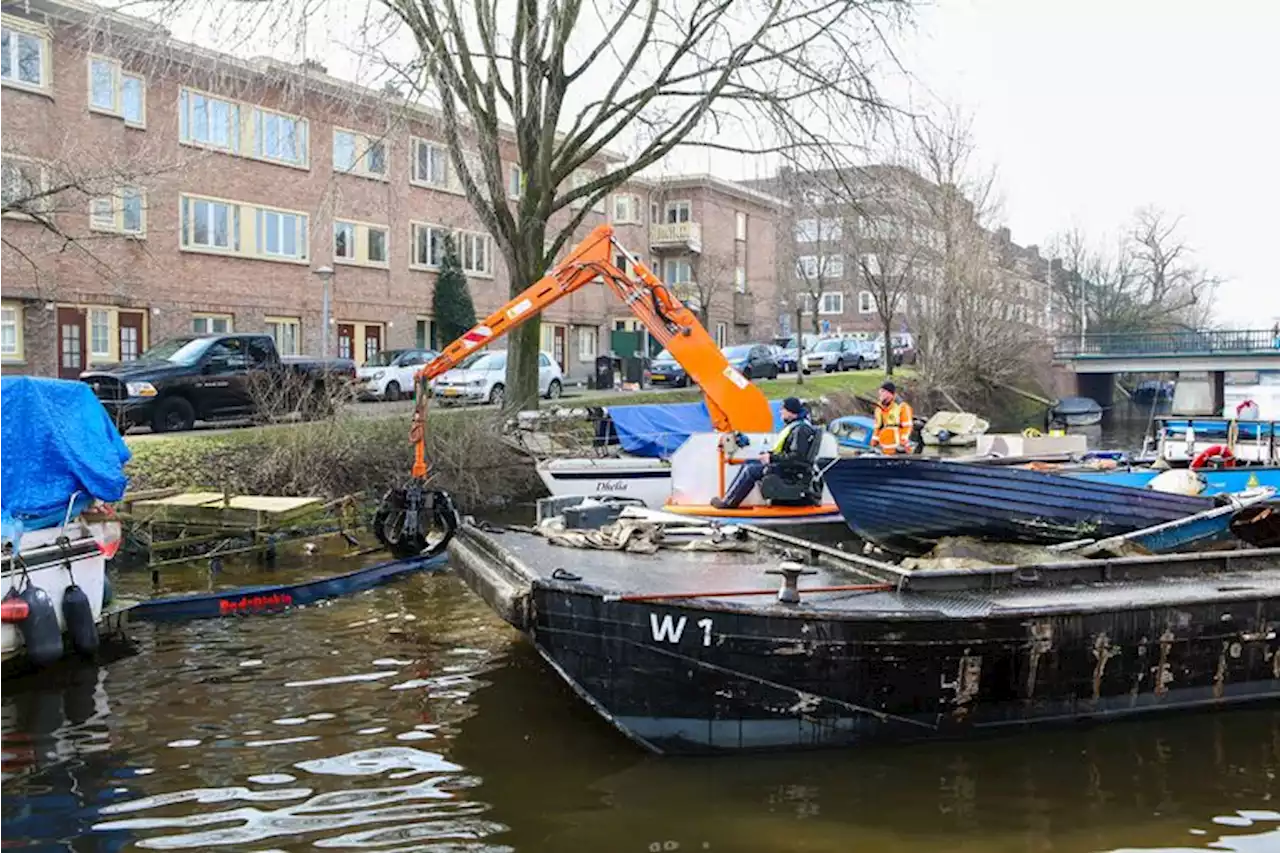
[721,345,752,359]
[814,339,842,352]
[457,351,506,371]
[655,349,675,361]
[367,350,406,367]
[136,337,213,366]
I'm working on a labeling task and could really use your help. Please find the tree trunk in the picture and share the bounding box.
[794,306,805,386]
[883,318,894,377]
[503,228,547,412]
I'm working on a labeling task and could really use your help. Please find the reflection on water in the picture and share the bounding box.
[3,547,1280,851]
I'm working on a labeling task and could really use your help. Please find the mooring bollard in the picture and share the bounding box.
[766,561,817,604]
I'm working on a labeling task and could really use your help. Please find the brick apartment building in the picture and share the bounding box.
[0,0,784,382]
[748,166,1054,341]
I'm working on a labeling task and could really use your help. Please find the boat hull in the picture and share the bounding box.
[536,458,672,508]
[1,526,107,663]
[529,580,1280,754]
[655,503,844,527]
[823,457,1215,553]
[1069,466,1280,495]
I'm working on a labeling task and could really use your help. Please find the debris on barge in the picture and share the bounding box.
[447,498,1280,755]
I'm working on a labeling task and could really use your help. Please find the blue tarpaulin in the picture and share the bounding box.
[606,401,788,458]
[1,376,131,541]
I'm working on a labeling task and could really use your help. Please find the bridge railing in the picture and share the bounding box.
[1054,329,1280,358]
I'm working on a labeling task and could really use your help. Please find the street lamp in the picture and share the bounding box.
[312,266,334,357]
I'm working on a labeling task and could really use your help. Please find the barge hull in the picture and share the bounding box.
[448,525,1280,755]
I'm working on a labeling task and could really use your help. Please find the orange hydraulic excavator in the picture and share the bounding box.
[373,224,775,557]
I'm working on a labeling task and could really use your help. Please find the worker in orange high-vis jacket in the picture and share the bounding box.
[871,380,914,455]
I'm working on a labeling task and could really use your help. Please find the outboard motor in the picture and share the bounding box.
[373,484,460,560]
[910,417,927,455]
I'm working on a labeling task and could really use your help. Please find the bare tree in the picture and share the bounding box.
[904,108,1041,399]
[362,0,912,409]
[1049,208,1220,336]
[856,212,923,377]
[687,251,736,333]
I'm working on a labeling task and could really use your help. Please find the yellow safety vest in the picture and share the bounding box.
[875,400,913,452]
[772,420,801,453]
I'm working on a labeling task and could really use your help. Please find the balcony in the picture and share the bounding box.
[649,221,702,253]
[733,291,753,325]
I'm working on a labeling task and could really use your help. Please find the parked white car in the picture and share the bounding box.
[432,350,564,405]
[357,348,438,401]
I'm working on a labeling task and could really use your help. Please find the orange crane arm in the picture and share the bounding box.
[409,223,773,477]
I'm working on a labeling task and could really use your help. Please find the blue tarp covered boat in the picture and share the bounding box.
[131,553,449,621]
[605,401,788,458]
[1,376,131,543]
[823,457,1217,554]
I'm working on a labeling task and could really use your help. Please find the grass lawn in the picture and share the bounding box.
[572,367,916,408]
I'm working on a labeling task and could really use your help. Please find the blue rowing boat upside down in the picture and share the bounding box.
[823,457,1218,554]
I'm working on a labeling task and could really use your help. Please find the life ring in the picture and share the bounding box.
[1022,427,1042,438]
[1191,445,1236,470]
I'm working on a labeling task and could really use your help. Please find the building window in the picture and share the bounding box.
[256,208,306,260]
[179,88,239,151]
[1,302,23,361]
[334,221,355,261]
[794,218,841,243]
[508,164,524,199]
[266,316,301,355]
[254,108,307,167]
[858,291,876,314]
[182,196,236,251]
[612,194,640,224]
[734,266,746,293]
[735,211,747,241]
[411,222,447,269]
[87,56,145,127]
[861,253,881,276]
[664,200,691,223]
[89,187,145,235]
[577,326,597,362]
[89,309,111,358]
[192,314,233,334]
[819,292,844,315]
[715,322,727,348]
[663,258,692,285]
[367,227,387,265]
[333,128,387,179]
[825,255,845,279]
[458,231,492,276]
[1,22,48,91]
[795,255,818,279]
[412,138,449,188]
[334,220,388,267]
[1,157,49,217]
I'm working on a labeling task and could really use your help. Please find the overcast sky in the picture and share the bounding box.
[900,0,1280,328]
[154,0,1278,327]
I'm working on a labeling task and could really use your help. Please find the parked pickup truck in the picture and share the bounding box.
[80,334,356,433]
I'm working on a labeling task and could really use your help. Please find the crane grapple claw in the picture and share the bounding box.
[373,484,460,560]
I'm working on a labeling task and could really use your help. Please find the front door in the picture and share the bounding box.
[363,324,382,365]
[118,311,145,362]
[57,307,87,379]
[552,325,566,371]
[337,324,355,361]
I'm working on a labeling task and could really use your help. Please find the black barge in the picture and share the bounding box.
[448,521,1280,755]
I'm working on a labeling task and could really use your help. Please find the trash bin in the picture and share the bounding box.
[593,355,615,390]
[622,356,645,386]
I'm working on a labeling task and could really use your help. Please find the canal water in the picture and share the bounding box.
[5,403,1279,852]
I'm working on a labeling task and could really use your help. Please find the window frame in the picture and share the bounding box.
[1,17,51,95]
[252,106,309,168]
[191,313,234,335]
[410,221,448,270]
[1,156,51,220]
[333,218,389,269]
[664,200,692,224]
[86,54,146,128]
[410,137,450,189]
[1,301,24,362]
[89,308,112,359]
[456,230,493,277]
[819,291,844,315]
[333,127,389,181]
[88,186,146,237]
[576,326,597,362]
[508,164,524,200]
[180,193,310,264]
[858,290,876,314]
[178,86,241,153]
[714,322,728,348]
[612,193,641,225]
[265,315,301,356]
[735,211,747,241]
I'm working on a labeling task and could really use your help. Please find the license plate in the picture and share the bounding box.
[650,374,666,381]
[443,388,460,396]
